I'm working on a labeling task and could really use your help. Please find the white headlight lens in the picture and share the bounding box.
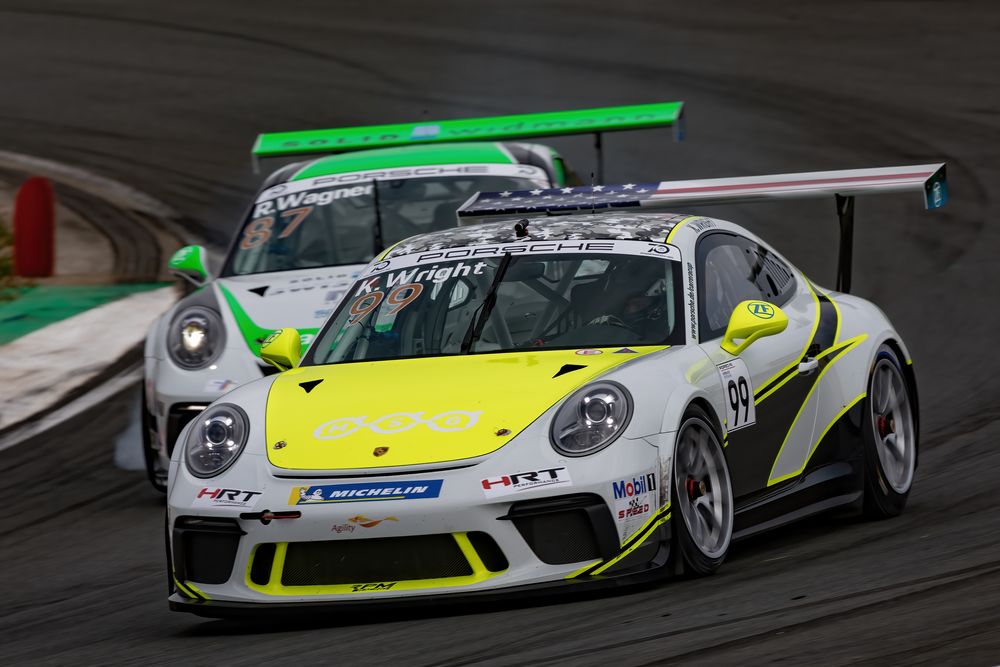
[168,306,225,369]
[550,382,632,456]
[185,404,249,477]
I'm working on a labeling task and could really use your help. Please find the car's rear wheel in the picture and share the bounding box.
[862,344,916,518]
[671,405,733,575]
[141,386,168,493]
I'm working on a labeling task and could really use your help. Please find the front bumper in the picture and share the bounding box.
[168,536,671,618]
[166,434,674,613]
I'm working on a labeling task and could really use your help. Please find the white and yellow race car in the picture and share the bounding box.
[166,163,945,616]
[143,102,684,492]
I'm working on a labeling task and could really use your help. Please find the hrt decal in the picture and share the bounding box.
[193,487,262,508]
[480,467,572,498]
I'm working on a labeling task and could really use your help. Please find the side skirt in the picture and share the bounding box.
[733,398,865,540]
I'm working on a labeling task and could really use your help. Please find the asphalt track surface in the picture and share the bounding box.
[1,2,999,664]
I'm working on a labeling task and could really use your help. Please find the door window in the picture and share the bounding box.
[697,233,767,340]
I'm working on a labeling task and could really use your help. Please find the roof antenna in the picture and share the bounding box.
[514,218,530,238]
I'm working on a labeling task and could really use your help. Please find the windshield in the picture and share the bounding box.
[303,240,685,365]
[224,165,550,276]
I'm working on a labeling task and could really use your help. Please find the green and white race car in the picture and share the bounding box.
[142,102,685,490]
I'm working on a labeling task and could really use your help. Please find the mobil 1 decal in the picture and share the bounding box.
[610,471,657,543]
[717,358,755,431]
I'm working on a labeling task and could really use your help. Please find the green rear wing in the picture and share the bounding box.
[252,101,684,163]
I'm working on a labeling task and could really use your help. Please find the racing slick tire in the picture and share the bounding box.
[141,386,167,494]
[862,344,916,518]
[671,405,734,576]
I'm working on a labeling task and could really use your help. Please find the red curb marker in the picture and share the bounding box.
[13,176,55,277]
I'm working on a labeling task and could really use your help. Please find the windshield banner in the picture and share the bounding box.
[254,164,549,205]
[360,239,681,280]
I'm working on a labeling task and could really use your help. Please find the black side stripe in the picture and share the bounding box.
[755,365,796,400]
[813,291,838,351]
[727,285,840,498]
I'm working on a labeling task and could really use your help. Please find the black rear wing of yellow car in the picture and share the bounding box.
[251,102,684,178]
[456,163,948,292]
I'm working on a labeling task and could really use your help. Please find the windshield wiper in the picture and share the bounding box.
[460,252,513,354]
[371,178,384,256]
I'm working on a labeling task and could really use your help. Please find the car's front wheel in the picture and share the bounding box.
[671,405,734,575]
[862,344,916,518]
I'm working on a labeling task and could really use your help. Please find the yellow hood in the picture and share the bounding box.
[264,347,662,470]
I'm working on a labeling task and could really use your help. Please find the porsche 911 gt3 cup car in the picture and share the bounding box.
[143,102,686,491]
[166,163,945,617]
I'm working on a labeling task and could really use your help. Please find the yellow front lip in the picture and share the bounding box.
[264,347,663,471]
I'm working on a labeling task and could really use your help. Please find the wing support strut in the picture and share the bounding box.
[835,194,855,293]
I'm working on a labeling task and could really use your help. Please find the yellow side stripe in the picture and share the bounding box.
[566,559,603,579]
[184,581,210,601]
[666,216,700,243]
[566,502,672,579]
[756,280,822,404]
[770,392,866,486]
[757,336,852,405]
[375,240,403,261]
[173,576,202,600]
[829,291,842,346]
[767,333,868,485]
[591,513,671,575]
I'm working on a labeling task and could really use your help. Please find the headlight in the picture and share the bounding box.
[550,381,632,456]
[167,306,225,369]
[185,404,249,477]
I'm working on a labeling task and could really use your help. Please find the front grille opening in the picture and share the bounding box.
[512,509,602,564]
[173,517,243,585]
[250,543,276,585]
[467,532,508,572]
[280,534,472,586]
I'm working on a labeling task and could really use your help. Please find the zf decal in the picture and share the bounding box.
[717,359,756,431]
[746,301,775,319]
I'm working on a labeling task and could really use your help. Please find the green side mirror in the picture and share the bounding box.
[168,245,210,287]
[260,328,302,372]
[720,300,788,355]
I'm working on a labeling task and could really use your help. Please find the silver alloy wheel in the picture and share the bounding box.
[674,419,733,559]
[870,358,916,493]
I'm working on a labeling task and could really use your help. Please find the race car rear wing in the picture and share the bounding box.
[251,101,684,178]
[457,163,947,292]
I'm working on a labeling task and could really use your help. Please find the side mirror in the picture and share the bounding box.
[260,328,301,371]
[168,245,210,287]
[721,300,788,355]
